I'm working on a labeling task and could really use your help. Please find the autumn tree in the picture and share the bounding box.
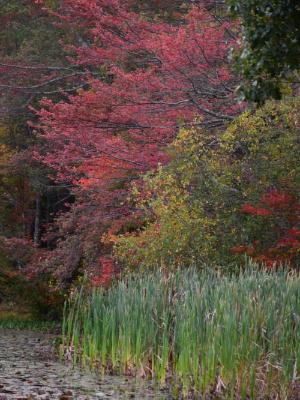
[27,0,240,283]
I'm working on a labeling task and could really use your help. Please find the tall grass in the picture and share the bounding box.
[62,265,300,398]
[0,311,57,331]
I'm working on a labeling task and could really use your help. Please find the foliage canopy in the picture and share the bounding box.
[228,0,300,103]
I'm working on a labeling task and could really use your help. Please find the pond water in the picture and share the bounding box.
[0,329,167,400]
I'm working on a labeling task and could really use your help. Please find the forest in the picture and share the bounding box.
[0,0,300,399]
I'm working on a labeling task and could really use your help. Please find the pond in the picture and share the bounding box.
[0,329,167,400]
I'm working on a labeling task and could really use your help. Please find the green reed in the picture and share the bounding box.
[62,264,300,398]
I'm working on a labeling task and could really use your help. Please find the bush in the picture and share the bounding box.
[115,98,300,270]
[0,256,64,320]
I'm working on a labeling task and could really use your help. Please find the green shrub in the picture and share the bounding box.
[115,98,300,270]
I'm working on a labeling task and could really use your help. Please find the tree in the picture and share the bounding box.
[228,0,300,103]
[31,0,239,282]
[0,0,87,241]
[0,0,79,299]
[37,1,238,180]
[0,0,79,117]
[115,98,300,270]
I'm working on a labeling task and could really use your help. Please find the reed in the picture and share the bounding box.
[62,264,300,398]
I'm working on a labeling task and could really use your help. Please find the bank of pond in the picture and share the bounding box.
[62,265,300,399]
[0,328,164,399]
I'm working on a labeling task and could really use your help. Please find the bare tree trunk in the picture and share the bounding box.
[46,187,50,249]
[33,193,41,245]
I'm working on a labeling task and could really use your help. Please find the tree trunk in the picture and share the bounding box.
[33,193,41,245]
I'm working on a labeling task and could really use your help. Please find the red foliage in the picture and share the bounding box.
[25,1,240,282]
[233,189,300,268]
[231,245,255,255]
[1,236,50,279]
[92,256,115,287]
[35,1,239,183]
[36,3,239,185]
[240,204,272,216]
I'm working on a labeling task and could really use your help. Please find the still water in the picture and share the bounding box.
[0,329,167,399]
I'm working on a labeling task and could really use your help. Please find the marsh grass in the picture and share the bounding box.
[0,310,57,331]
[62,265,300,398]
